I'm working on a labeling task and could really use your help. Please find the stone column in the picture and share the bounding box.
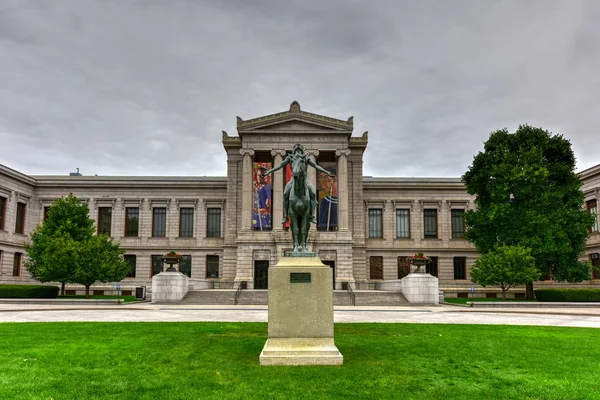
[271,150,286,230]
[308,150,319,222]
[335,150,351,231]
[239,149,255,230]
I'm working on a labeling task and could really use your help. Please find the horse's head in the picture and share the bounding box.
[291,155,306,181]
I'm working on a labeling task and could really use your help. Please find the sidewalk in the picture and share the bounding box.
[1,303,599,327]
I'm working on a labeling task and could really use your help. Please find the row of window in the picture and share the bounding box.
[121,254,220,279]
[0,197,27,234]
[368,256,468,280]
[368,208,466,239]
[94,207,222,238]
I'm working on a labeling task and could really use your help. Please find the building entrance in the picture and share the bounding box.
[254,260,269,289]
[322,260,336,289]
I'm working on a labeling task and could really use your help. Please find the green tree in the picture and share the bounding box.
[463,125,595,299]
[71,234,131,298]
[470,245,540,300]
[25,194,130,298]
[24,194,94,295]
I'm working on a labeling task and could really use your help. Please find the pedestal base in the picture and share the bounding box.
[401,273,439,304]
[260,338,343,366]
[151,271,189,302]
[260,256,343,366]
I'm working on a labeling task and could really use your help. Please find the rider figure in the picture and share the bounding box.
[263,144,335,225]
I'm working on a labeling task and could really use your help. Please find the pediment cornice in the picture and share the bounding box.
[236,101,353,132]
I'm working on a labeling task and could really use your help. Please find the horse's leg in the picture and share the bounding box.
[301,214,310,252]
[307,180,317,224]
[282,180,292,224]
[290,212,299,252]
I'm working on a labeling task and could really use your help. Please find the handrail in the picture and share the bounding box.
[234,282,244,305]
[346,283,355,306]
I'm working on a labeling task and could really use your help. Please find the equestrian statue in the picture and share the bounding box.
[263,144,334,254]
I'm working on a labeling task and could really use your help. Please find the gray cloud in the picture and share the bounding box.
[1,0,599,178]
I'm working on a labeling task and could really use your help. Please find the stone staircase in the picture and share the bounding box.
[179,290,409,306]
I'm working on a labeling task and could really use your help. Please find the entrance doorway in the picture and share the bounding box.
[322,260,336,289]
[254,260,269,289]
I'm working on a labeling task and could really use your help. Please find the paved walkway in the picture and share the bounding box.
[1,303,600,327]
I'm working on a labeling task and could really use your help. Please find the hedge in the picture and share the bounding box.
[0,285,59,299]
[534,288,600,302]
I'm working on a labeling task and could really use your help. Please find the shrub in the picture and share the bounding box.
[0,285,59,299]
[534,289,600,302]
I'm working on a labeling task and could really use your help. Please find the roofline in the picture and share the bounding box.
[0,164,37,185]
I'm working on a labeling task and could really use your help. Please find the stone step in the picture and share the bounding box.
[180,290,408,306]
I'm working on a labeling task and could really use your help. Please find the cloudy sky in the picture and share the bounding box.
[1,0,599,178]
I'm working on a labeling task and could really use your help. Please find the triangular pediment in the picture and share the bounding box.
[236,101,353,132]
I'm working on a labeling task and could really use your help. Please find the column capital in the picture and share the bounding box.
[307,149,320,158]
[271,149,286,158]
[239,149,255,157]
[335,149,351,157]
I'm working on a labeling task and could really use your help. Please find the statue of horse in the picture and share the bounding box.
[288,154,312,253]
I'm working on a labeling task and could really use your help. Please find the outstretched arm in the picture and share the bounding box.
[308,158,335,176]
[263,155,290,176]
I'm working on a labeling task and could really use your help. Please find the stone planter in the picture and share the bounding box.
[162,256,181,272]
[410,258,430,273]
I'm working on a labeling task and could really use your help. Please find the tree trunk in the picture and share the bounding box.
[61,282,65,296]
[502,288,507,300]
[526,282,535,300]
[85,284,91,299]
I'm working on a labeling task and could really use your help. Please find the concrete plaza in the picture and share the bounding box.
[1,303,600,328]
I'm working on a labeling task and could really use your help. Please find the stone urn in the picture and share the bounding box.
[410,256,431,273]
[161,253,182,272]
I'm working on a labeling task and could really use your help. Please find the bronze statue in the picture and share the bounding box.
[264,144,334,253]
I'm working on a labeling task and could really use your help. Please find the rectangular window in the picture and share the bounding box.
[180,255,192,278]
[152,207,166,237]
[97,207,112,236]
[206,255,219,278]
[151,255,163,276]
[43,206,50,221]
[454,257,467,280]
[368,209,383,238]
[423,209,437,238]
[15,202,26,234]
[207,208,221,238]
[396,209,410,238]
[0,196,6,230]
[451,209,465,238]
[13,253,22,276]
[124,207,139,237]
[124,255,136,278]
[426,256,438,277]
[398,256,410,279]
[369,256,383,280]
[179,208,194,237]
[591,254,600,280]
[587,200,598,233]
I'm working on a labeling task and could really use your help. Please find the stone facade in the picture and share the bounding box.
[1,102,599,297]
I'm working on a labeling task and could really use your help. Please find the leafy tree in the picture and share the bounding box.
[463,125,595,299]
[470,245,540,299]
[25,194,130,298]
[71,234,131,298]
[25,194,94,295]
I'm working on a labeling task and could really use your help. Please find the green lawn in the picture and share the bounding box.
[0,323,598,400]
[445,297,537,305]
[58,295,140,302]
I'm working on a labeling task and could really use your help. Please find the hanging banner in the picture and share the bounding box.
[317,163,338,231]
[284,164,292,229]
[252,162,272,230]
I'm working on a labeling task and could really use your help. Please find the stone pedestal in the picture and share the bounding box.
[151,271,189,302]
[401,273,439,304]
[260,256,343,366]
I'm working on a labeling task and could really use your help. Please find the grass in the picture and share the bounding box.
[445,297,537,305]
[0,323,598,400]
[58,295,140,302]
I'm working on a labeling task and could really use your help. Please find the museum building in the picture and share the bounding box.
[1,102,599,298]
